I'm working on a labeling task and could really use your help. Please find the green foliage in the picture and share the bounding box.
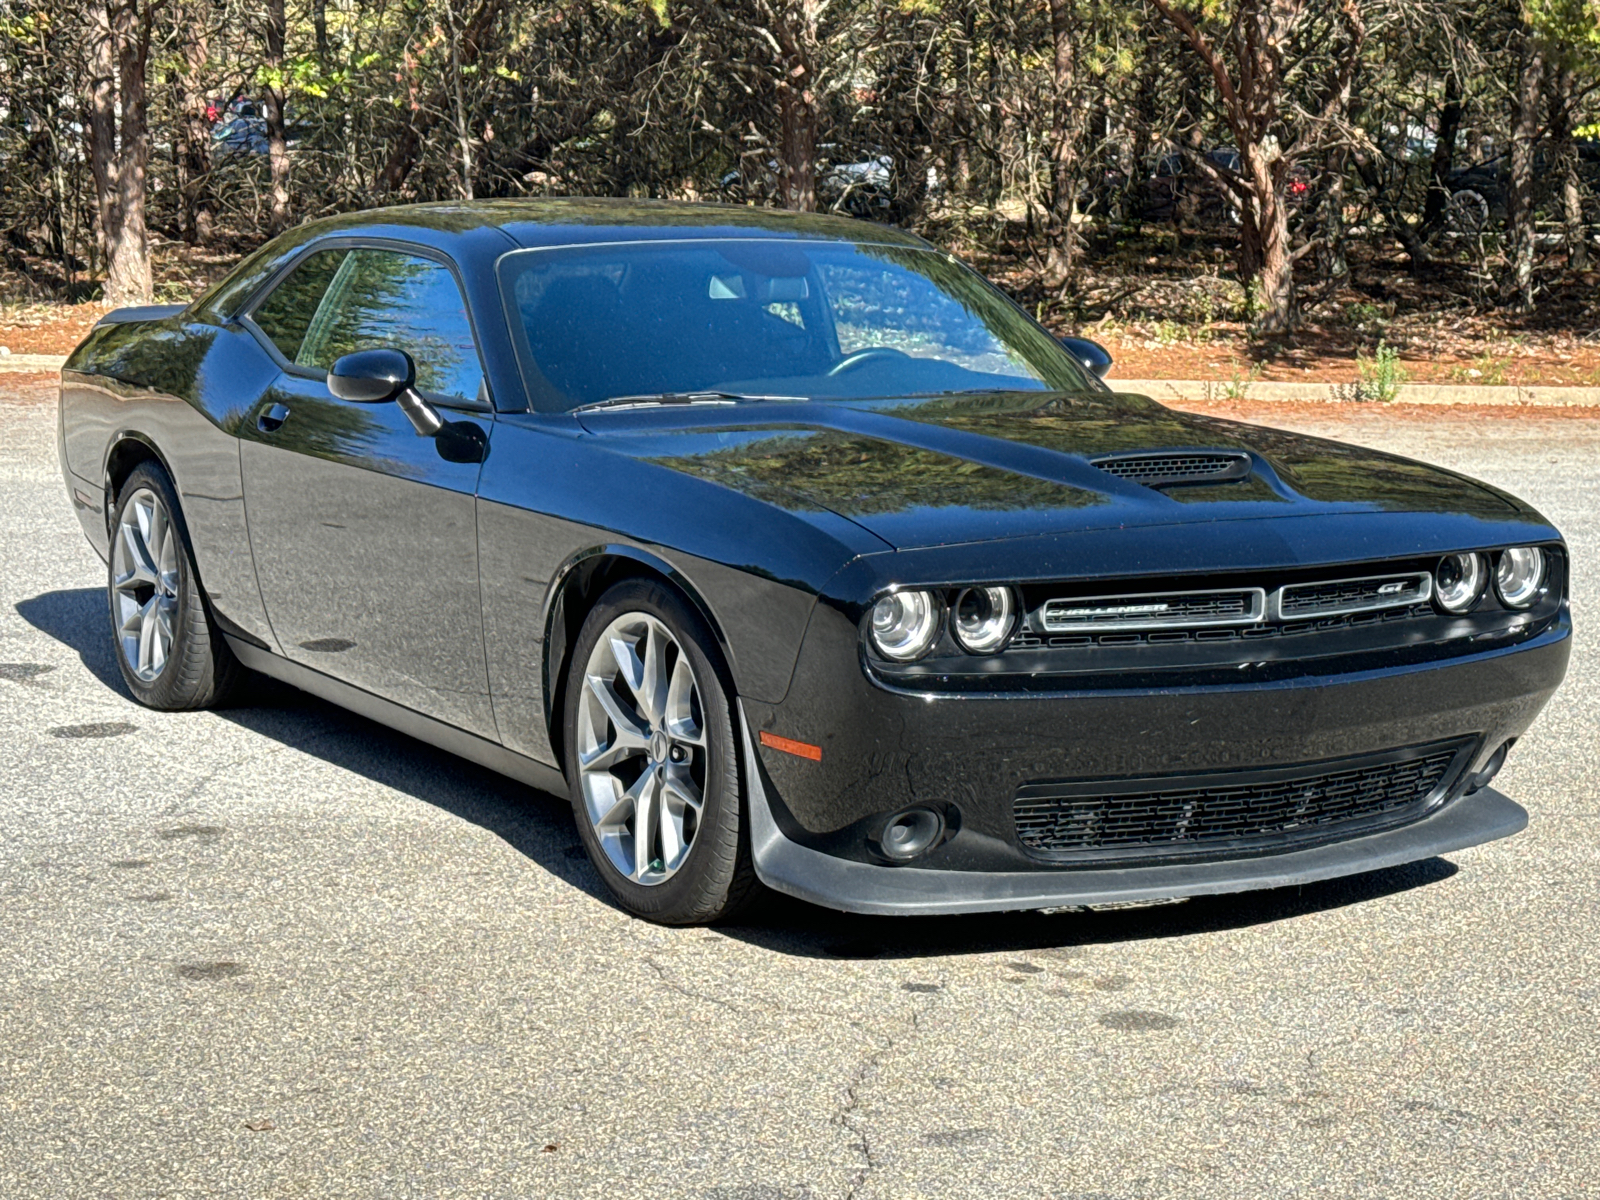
[1357,341,1410,403]
[2,0,1599,317]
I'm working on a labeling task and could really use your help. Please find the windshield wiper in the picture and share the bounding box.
[572,391,806,412]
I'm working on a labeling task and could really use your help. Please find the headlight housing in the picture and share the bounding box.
[869,590,942,661]
[952,587,1017,654]
[1495,546,1546,608]
[1434,552,1486,613]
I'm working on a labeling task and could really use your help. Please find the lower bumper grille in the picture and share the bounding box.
[1014,739,1474,862]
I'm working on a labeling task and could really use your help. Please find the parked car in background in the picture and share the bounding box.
[1440,141,1600,235]
[57,200,1569,925]
[720,150,898,218]
[1122,147,1312,227]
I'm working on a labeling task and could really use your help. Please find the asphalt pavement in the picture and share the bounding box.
[1,377,1595,1199]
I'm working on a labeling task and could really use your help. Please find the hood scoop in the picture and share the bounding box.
[1090,450,1252,488]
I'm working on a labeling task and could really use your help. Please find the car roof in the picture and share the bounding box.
[287,198,935,252]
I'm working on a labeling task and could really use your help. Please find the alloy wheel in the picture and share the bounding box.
[112,486,180,682]
[576,612,707,885]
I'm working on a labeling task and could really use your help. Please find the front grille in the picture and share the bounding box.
[1014,740,1472,861]
[1040,588,1265,633]
[1276,573,1431,619]
[1092,451,1251,487]
[1012,602,1432,651]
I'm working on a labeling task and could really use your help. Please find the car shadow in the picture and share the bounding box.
[17,585,1463,956]
[14,587,612,907]
[15,586,124,693]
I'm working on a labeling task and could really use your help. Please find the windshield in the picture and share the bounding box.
[496,238,1095,412]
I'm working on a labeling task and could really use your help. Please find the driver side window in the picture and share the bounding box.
[254,246,487,403]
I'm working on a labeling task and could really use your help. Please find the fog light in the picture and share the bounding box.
[1435,552,1486,613]
[877,807,944,862]
[1469,740,1514,793]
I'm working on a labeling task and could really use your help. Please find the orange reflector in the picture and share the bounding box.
[759,730,823,762]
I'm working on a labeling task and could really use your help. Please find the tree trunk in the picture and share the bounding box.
[773,1,819,212]
[1044,0,1078,281]
[1422,74,1461,233]
[173,12,213,245]
[1550,64,1587,272]
[263,0,291,233]
[1320,147,1348,284]
[1504,30,1543,310]
[1239,195,1294,332]
[313,0,328,64]
[444,0,474,199]
[86,0,154,306]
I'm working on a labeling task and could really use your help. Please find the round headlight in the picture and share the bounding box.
[1495,546,1545,608]
[953,587,1017,654]
[1435,552,1486,613]
[869,590,941,661]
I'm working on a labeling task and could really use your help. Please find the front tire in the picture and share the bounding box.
[108,462,240,710]
[563,580,758,924]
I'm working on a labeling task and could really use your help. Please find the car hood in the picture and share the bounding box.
[579,389,1527,550]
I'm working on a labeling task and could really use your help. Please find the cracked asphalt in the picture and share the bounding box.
[2,377,1596,1199]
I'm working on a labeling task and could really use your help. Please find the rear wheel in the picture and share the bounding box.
[563,580,758,924]
[108,462,240,709]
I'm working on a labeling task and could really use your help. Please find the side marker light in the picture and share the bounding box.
[759,731,823,762]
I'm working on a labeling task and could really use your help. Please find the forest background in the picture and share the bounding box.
[3,0,1599,385]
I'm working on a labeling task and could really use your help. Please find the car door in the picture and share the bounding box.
[238,242,498,738]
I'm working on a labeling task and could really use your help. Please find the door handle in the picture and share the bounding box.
[256,402,291,433]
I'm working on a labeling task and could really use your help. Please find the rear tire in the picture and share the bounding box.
[563,579,759,925]
[107,462,240,710]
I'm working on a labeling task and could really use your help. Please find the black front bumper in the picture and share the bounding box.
[743,696,1527,915]
[737,604,1566,911]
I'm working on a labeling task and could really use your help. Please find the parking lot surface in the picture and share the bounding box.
[2,378,1596,1199]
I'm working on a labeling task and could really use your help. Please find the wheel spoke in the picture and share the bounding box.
[657,783,683,868]
[632,769,659,880]
[152,601,175,673]
[579,738,643,773]
[665,656,703,745]
[610,633,647,702]
[592,773,638,831]
[117,594,144,637]
[119,521,158,588]
[661,767,703,817]
[584,673,650,746]
[639,619,669,726]
[144,502,169,578]
[137,596,161,675]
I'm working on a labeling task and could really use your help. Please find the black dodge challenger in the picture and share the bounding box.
[57,200,1569,924]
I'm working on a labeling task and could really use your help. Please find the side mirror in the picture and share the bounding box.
[328,348,415,403]
[328,348,445,439]
[1060,336,1113,379]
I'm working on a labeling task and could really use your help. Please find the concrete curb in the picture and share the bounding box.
[1111,378,1600,407]
[5,353,1599,406]
[0,354,65,373]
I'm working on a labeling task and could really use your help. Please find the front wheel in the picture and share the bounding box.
[563,580,759,924]
[108,462,240,709]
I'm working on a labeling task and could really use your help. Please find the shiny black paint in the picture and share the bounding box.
[327,347,416,402]
[237,370,497,735]
[745,598,1567,870]
[56,200,1571,907]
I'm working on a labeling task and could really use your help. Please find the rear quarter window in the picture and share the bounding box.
[248,249,349,361]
